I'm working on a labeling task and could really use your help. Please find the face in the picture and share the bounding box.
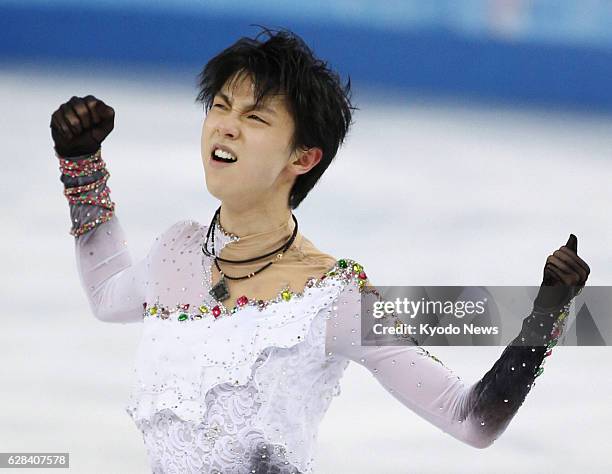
[201,72,307,209]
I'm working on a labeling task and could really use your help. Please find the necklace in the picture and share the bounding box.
[201,207,299,302]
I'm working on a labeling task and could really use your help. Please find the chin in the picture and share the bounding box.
[203,180,224,201]
[205,178,245,204]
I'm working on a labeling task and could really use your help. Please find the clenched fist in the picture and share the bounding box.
[535,234,590,309]
[50,95,115,157]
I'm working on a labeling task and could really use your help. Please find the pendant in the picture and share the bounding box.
[209,275,231,302]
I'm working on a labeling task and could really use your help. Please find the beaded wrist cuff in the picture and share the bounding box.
[59,149,106,177]
[61,170,105,188]
[57,148,116,237]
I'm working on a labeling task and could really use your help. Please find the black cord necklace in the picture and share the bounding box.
[202,206,299,302]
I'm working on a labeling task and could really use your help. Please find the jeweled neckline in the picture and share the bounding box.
[143,257,368,322]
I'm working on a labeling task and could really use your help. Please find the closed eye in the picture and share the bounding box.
[248,114,267,124]
[211,102,267,124]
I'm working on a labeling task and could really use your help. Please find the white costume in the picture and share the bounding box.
[72,214,572,473]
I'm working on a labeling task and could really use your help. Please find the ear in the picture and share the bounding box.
[289,147,323,176]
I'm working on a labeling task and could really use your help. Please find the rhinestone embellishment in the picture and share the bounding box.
[143,258,369,322]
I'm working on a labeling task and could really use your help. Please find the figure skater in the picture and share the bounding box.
[50,28,590,474]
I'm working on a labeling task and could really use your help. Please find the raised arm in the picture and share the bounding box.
[326,236,590,448]
[52,96,156,323]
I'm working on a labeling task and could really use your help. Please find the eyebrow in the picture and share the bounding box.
[217,91,277,116]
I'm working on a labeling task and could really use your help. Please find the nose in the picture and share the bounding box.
[215,114,240,140]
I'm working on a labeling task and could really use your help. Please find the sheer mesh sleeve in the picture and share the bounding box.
[58,148,186,323]
[73,216,196,323]
[325,279,575,449]
[74,216,149,323]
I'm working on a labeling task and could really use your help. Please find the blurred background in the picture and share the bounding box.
[1,1,610,473]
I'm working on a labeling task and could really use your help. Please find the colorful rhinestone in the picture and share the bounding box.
[142,257,371,323]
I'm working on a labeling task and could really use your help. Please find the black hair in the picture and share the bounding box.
[196,26,356,209]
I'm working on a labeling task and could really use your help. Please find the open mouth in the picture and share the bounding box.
[211,148,238,163]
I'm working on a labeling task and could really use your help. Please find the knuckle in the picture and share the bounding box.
[77,101,89,114]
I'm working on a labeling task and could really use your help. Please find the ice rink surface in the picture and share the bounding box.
[0,65,610,473]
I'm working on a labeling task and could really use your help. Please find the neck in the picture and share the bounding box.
[218,202,292,237]
[212,202,300,261]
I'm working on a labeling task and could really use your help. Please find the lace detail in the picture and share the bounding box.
[126,220,360,472]
[139,392,303,473]
[131,302,349,473]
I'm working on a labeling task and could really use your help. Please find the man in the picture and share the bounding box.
[51,27,590,473]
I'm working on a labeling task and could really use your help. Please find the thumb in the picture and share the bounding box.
[95,101,115,121]
[566,233,578,253]
[91,102,115,143]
